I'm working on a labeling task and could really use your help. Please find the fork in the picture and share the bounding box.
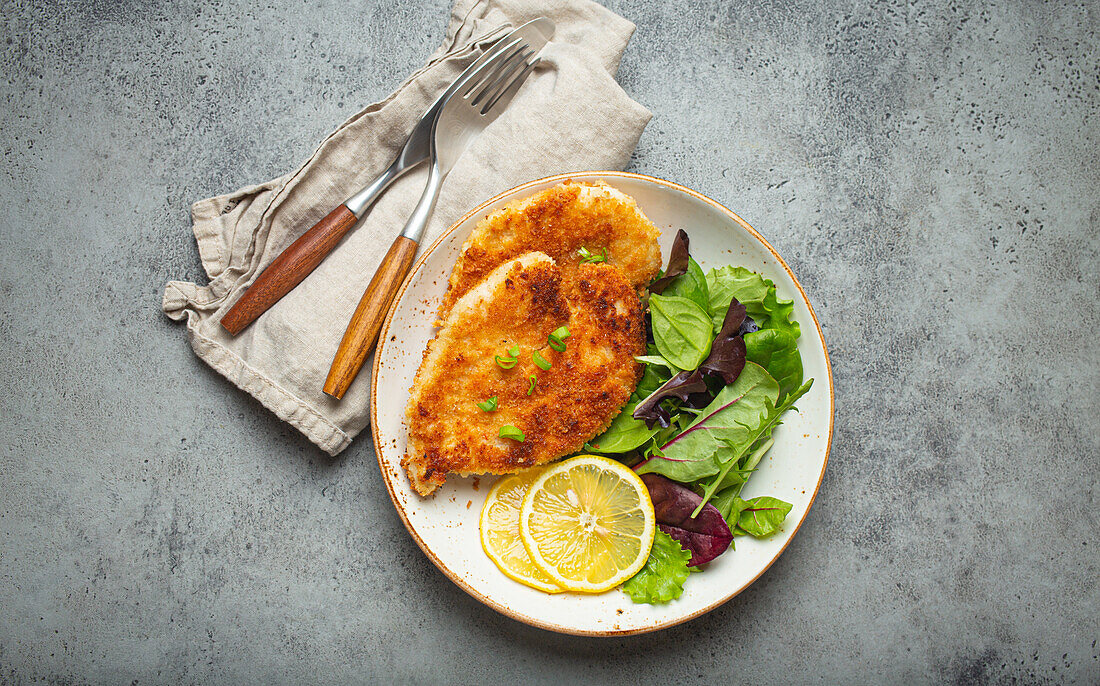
[217,19,551,337]
[322,37,543,399]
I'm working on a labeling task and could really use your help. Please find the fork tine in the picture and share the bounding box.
[468,43,530,106]
[471,49,532,111]
[480,55,539,115]
[452,37,523,99]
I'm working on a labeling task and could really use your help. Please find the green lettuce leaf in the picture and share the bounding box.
[622,530,692,604]
[712,493,791,537]
[712,486,742,524]
[735,496,793,537]
[649,293,713,371]
[744,328,803,401]
[636,351,674,398]
[586,400,658,453]
[663,257,710,312]
[633,354,677,371]
[737,436,773,479]
[706,266,801,341]
[711,450,752,491]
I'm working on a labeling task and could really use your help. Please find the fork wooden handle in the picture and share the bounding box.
[323,235,419,399]
[220,205,359,336]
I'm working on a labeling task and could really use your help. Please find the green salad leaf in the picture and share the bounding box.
[662,257,710,312]
[712,493,791,538]
[709,453,751,491]
[757,282,800,341]
[704,434,776,500]
[744,328,803,400]
[649,293,713,371]
[707,266,800,336]
[738,436,774,480]
[633,354,678,371]
[622,530,692,604]
[734,496,792,537]
[587,400,658,453]
[636,362,672,398]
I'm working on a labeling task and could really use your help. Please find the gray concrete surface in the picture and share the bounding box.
[1,0,1097,683]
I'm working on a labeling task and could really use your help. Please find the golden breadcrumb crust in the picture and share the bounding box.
[436,180,662,322]
[403,255,645,496]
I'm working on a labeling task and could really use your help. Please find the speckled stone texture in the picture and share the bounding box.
[1,0,1097,683]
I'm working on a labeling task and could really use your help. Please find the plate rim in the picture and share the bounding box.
[369,170,835,636]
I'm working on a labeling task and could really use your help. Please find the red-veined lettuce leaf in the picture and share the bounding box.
[635,363,779,483]
[640,473,733,566]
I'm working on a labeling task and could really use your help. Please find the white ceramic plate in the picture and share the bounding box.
[371,172,834,636]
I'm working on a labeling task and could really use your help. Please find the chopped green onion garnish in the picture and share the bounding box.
[527,375,537,395]
[532,351,551,370]
[577,246,608,264]
[495,345,520,369]
[499,425,525,442]
[547,325,570,352]
[476,396,498,412]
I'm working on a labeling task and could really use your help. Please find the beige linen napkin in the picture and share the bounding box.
[163,0,651,455]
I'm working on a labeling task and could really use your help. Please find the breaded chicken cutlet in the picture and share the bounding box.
[437,181,662,322]
[403,252,646,496]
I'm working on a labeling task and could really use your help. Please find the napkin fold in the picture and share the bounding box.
[163,0,651,455]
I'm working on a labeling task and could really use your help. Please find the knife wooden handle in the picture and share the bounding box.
[220,205,359,336]
[323,235,419,399]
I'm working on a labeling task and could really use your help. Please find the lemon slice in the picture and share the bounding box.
[480,470,564,593]
[519,455,655,593]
